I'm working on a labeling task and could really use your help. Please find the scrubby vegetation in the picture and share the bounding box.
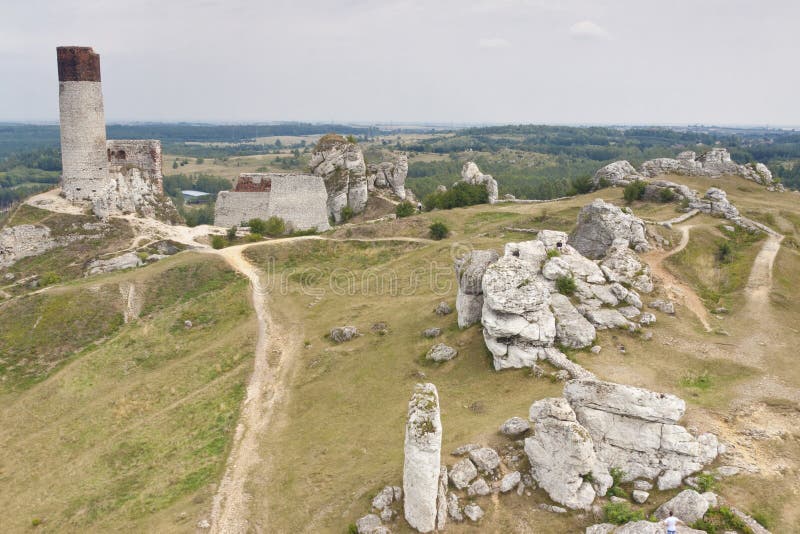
[395,201,416,218]
[604,501,645,524]
[429,221,450,240]
[423,182,488,211]
[623,180,647,203]
[556,275,577,295]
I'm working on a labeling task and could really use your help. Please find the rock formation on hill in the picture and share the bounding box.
[454,249,499,328]
[563,379,721,490]
[309,134,369,222]
[367,152,408,200]
[460,162,498,204]
[403,383,446,533]
[463,223,652,373]
[570,199,649,258]
[523,379,720,509]
[593,148,781,189]
[525,397,612,509]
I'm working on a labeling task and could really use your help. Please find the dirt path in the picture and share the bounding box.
[642,224,713,332]
[744,233,783,306]
[205,236,433,532]
[207,243,281,533]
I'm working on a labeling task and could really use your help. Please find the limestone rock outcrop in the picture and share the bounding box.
[85,252,143,275]
[593,160,639,187]
[654,489,710,524]
[367,152,408,199]
[570,200,649,258]
[476,223,651,373]
[600,148,781,189]
[524,398,612,509]
[403,383,444,533]
[460,162,498,204]
[309,134,368,222]
[454,249,499,328]
[1,225,59,269]
[564,379,720,489]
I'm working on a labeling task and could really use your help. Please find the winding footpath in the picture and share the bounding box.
[643,224,713,332]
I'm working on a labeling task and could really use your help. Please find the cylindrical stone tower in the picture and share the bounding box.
[57,46,110,201]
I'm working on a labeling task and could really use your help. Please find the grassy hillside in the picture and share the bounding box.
[0,254,256,532]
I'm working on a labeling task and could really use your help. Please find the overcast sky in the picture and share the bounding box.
[1,0,798,125]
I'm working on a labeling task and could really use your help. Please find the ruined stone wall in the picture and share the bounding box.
[57,47,111,202]
[214,191,272,228]
[214,173,331,231]
[107,140,164,193]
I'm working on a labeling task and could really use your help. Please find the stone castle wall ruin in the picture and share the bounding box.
[214,173,331,231]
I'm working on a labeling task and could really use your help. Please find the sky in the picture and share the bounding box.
[1,0,798,125]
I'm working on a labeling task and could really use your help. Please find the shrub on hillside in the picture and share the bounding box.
[423,182,488,211]
[340,206,355,222]
[429,221,450,240]
[570,175,594,195]
[659,187,677,202]
[226,226,237,242]
[604,502,645,525]
[395,201,416,218]
[623,180,647,203]
[264,216,287,236]
[211,235,226,249]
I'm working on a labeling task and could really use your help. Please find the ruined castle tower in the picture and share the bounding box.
[57,46,112,201]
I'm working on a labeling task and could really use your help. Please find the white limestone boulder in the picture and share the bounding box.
[570,199,649,259]
[524,398,612,510]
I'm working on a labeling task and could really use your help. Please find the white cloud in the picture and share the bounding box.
[478,37,512,49]
[569,20,610,40]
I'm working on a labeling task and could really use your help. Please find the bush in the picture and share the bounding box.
[556,275,576,295]
[247,218,267,235]
[546,249,561,258]
[340,206,355,222]
[429,221,450,240]
[570,175,594,195]
[226,226,237,242]
[694,506,756,534]
[395,201,416,218]
[423,182,488,211]
[716,241,733,263]
[264,216,287,236]
[39,272,61,286]
[211,235,226,249]
[246,233,263,243]
[623,180,647,203]
[659,187,677,202]
[604,502,645,525]
[696,472,717,492]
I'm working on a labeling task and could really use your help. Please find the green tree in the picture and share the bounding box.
[211,235,226,249]
[623,180,647,203]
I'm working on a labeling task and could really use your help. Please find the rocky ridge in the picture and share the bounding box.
[593,148,781,190]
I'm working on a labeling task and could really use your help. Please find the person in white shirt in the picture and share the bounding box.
[663,510,684,533]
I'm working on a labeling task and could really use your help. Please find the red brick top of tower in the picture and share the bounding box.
[57,47,101,82]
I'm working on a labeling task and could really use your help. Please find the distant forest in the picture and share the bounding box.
[3,123,800,209]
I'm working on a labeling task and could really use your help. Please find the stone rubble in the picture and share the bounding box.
[426,343,457,362]
[330,326,360,343]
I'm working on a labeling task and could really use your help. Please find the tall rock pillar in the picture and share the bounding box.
[57,46,111,201]
[403,383,444,533]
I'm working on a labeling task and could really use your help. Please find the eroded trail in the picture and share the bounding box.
[744,233,783,306]
[208,243,280,534]
[643,224,713,332]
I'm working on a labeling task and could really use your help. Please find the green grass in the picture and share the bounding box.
[0,254,256,532]
[666,222,764,308]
